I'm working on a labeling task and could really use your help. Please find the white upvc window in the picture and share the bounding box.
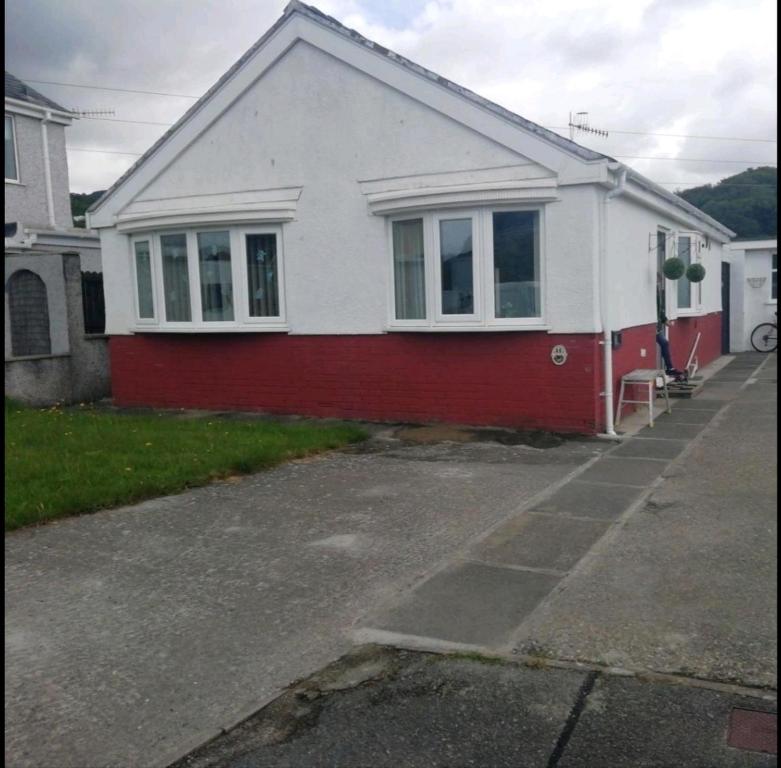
[676,231,703,314]
[130,225,286,331]
[388,207,544,330]
[5,114,20,182]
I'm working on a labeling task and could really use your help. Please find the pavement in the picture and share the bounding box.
[5,415,606,768]
[5,353,776,767]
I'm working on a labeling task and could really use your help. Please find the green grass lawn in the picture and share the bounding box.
[5,400,367,531]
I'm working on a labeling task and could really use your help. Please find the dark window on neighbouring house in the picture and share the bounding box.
[8,269,51,356]
[81,271,105,334]
[5,114,19,182]
[772,253,777,301]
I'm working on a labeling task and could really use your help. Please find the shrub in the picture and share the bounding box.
[686,263,706,282]
[663,257,685,280]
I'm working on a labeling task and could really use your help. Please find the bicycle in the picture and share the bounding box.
[750,312,777,353]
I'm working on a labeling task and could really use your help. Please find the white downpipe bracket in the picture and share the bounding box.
[600,167,627,437]
[40,110,57,228]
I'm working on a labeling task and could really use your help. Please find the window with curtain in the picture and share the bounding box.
[677,235,692,309]
[246,233,279,317]
[392,219,425,320]
[493,211,539,318]
[134,240,155,319]
[439,217,474,315]
[197,231,234,321]
[161,233,191,322]
[5,114,18,181]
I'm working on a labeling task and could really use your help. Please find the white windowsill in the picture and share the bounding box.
[765,300,777,305]
[5,179,23,186]
[675,309,706,318]
[385,324,550,333]
[130,325,289,334]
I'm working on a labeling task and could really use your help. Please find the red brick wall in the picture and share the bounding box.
[667,312,723,372]
[110,332,603,434]
[603,312,723,429]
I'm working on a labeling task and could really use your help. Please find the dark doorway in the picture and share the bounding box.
[721,261,731,354]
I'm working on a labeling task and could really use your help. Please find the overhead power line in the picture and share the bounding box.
[67,147,142,156]
[614,155,776,165]
[547,126,776,144]
[18,78,778,145]
[18,78,200,99]
[80,116,174,126]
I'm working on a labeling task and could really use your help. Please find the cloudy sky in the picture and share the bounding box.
[5,0,777,193]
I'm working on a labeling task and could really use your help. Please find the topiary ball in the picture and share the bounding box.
[686,263,706,282]
[663,257,685,280]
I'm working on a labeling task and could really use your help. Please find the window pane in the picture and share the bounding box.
[134,241,154,319]
[677,236,691,308]
[773,253,778,300]
[161,233,191,322]
[493,211,540,318]
[246,234,279,317]
[5,115,18,181]
[197,231,234,321]
[392,219,425,320]
[440,218,473,315]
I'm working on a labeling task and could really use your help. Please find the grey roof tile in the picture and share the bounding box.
[4,71,69,113]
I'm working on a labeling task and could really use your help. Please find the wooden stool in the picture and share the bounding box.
[616,369,671,428]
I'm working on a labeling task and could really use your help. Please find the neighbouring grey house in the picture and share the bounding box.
[5,71,110,404]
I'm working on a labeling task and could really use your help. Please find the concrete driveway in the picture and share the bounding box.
[5,428,605,768]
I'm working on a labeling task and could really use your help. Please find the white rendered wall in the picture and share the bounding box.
[726,244,777,351]
[605,191,724,333]
[101,41,605,336]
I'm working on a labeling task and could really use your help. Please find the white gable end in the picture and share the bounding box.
[126,41,550,213]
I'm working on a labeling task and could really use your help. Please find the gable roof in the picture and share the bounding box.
[85,2,733,240]
[5,71,69,113]
[88,1,610,217]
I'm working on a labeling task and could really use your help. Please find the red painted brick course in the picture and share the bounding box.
[108,313,722,435]
[110,332,602,434]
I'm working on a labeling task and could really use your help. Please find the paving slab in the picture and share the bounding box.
[5,439,595,768]
[658,408,716,424]
[577,457,668,487]
[472,513,611,572]
[668,399,724,411]
[516,383,777,688]
[528,481,645,521]
[367,561,560,648]
[635,421,705,439]
[559,675,777,768]
[174,648,587,768]
[611,438,688,459]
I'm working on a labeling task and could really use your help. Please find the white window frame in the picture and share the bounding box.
[130,235,160,325]
[128,225,287,332]
[432,209,482,325]
[675,231,705,317]
[5,113,20,183]
[386,205,547,331]
[234,224,287,326]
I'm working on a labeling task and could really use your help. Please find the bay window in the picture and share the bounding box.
[131,225,285,330]
[389,207,543,328]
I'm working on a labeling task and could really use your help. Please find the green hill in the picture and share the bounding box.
[676,167,776,239]
[70,191,105,227]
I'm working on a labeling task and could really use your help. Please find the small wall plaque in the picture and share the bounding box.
[551,344,568,365]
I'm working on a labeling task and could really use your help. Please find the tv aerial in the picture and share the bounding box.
[568,111,608,140]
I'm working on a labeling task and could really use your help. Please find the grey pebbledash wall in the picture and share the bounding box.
[5,114,72,230]
[5,252,111,405]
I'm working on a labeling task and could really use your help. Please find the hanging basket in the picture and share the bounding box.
[662,257,685,280]
[686,263,706,283]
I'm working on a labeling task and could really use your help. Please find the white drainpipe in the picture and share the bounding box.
[41,110,57,228]
[599,166,627,437]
